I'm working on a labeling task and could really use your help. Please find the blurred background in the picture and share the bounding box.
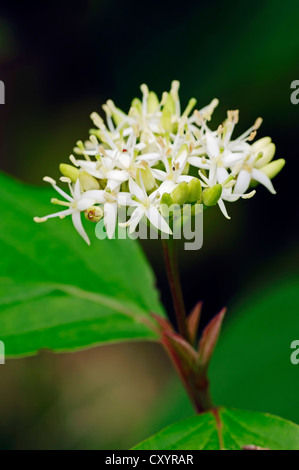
[0,0,298,449]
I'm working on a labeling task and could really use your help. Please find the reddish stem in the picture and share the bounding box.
[161,238,214,413]
[162,239,190,342]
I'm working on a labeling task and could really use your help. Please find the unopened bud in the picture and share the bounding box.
[79,171,100,190]
[131,98,142,114]
[136,167,155,191]
[251,136,272,152]
[181,162,190,175]
[171,182,189,205]
[161,108,173,132]
[188,178,202,203]
[260,158,285,180]
[254,142,276,168]
[160,193,174,217]
[112,108,125,126]
[161,193,173,206]
[147,91,160,113]
[85,206,103,223]
[59,164,80,183]
[164,92,176,114]
[161,92,176,131]
[202,184,222,206]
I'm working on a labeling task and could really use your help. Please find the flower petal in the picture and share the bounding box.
[217,198,231,220]
[117,192,134,206]
[206,131,219,157]
[104,202,117,239]
[81,190,106,203]
[107,170,130,182]
[177,175,194,183]
[234,170,251,195]
[128,206,145,234]
[76,198,97,211]
[151,169,168,182]
[71,211,90,245]
[146,206,172,234]
[251,168,276,194]
[216,167,229,184]
[157,180,176,195]
[222,152,245,167]
[188,156,210,170]
[73,179,82,200]
[129,178,145,200]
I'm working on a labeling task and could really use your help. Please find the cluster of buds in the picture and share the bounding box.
[34,81,285,244]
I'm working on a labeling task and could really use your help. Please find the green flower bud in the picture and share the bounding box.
[79,171,100,190]
[160,193,174,217]
[147,91,160,113]
[85,206,103,223]
[202,184,222,206]
[59,164,80,182]
[251,136,272,153]
[164,92,176,114]
[260,158,285,180]
[112,108,125,126]
[161,92,176,132]
[136,167,155,192]
[255,142,276,168]
[181,162,190,175]
[171,182,189,205]
[188,178,202,203]
[160,193,173,206]
[131,98,142,114]
[161,109,172,132]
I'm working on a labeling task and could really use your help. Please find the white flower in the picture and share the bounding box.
[119,178,172,235]
[79,188,131,239]
[198,168,255,220]
[232,137,277,196]
[152,145,194,195]
[188,111,260,172]
[73,154,128,192]
[189,111,277,199]
[73,134,160,191]
[34,177,99,245]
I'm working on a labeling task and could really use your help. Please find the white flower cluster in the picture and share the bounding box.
[34,81,285,244]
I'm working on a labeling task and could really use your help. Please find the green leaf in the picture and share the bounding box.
[133,408,299,450]
[210,276,299,423]
[0,173,165,356]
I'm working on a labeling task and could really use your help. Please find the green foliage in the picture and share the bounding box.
[0,173,165,356]
[133,408,299,450]
[210,277,299,422]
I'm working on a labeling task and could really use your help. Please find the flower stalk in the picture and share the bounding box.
[162,238,190,342]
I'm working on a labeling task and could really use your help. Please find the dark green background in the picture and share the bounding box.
[0,0,298,449]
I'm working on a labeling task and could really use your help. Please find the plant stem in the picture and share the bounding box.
[162,334,214,414]
[161,238,214,414]
[162,238,190,342]
[192,374,214,413]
